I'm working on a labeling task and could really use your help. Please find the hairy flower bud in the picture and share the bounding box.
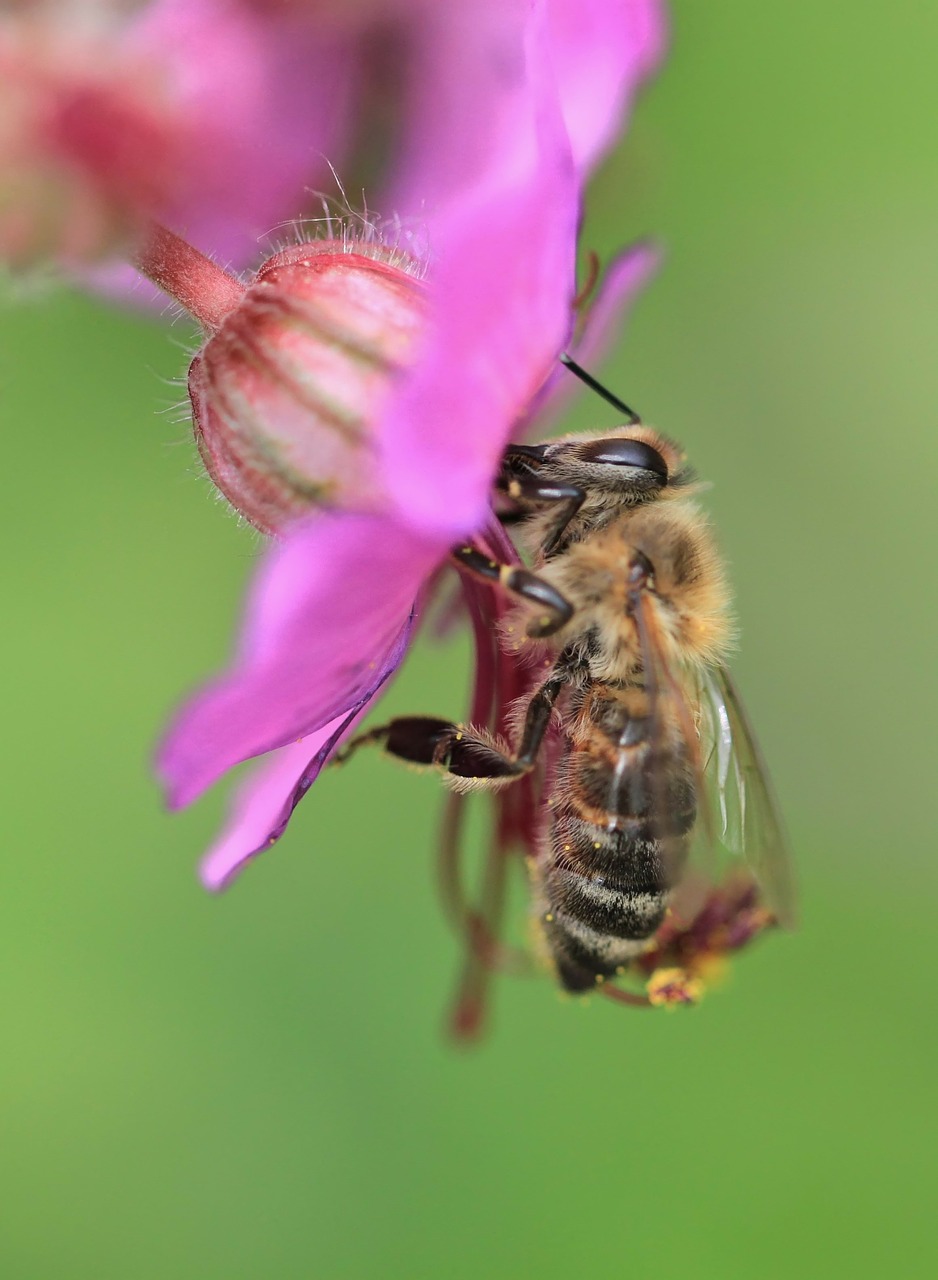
[187,241,427,533]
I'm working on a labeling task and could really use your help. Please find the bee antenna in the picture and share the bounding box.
[559,353,641,425]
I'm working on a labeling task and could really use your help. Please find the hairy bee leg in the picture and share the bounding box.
[442,651,573,778]
[340,654,574,783]
[339,716,521,782]
[513,660,571,767]
[494,467,586,556]
[451,544,573,638]
[404,717,524,780]
[335,715,521,780]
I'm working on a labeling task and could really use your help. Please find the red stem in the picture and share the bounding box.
[132,223,244,332]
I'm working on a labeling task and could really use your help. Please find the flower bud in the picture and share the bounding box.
[188,241,427,533]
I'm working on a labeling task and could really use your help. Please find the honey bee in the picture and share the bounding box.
[343,356,794,1014]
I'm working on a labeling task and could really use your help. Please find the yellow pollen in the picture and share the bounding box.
[647,967,704,1008]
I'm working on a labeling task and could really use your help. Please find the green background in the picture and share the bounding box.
[1,2,935,1276]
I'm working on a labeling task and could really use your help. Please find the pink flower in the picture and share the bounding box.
[0,0,355,269]
[149,2,663,891]
[1,0,664,275]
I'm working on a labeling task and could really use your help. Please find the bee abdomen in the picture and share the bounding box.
[543,911,651,993]
[536,692,698,991]
[540,811,687,993]
[547,862,666,940]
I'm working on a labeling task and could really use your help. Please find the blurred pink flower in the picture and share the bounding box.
[147,0,663,890]
[1,0,664,274]
[0,0,355,270]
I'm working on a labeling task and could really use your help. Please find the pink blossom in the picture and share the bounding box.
[165,240,654,891]
[1,0,664,275]
[383,0,665,213]
[152,1,663,891]
[123,0,359,265]
[0,0,355,269]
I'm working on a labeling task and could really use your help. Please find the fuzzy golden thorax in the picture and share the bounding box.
[528,497,734,684]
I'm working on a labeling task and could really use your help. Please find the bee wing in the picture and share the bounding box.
[633,596,795,929]
[695,665,797,928]
[632,595,715,902]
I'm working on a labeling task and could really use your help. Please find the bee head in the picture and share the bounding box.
[518,426,691,506]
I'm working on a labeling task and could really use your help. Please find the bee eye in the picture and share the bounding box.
[579,438,668,482]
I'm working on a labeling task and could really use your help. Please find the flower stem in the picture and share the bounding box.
[133,223,244,332]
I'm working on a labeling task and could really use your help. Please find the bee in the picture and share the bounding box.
[343,356,794,1014]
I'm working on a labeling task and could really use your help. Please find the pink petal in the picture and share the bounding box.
[125,0,360,267]
[545,0,668,175]
[379,4,579,538]
[157,512,439,809]
[534,240,661,428]
[385,2,531,218]
[199,706,366,892]
[388,0,666,215]
[571,241,661,367]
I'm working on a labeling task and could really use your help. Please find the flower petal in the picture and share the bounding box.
[545,0,667,175]
[126,0,360,267]
[379,3,579,538]
[157,512,438,809]
[199,706,366,892]
[385,1,530,218]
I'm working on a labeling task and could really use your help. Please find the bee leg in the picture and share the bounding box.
[333,716,518,779]
[513,656,572,767]
[495,454,586,556]
[340,717,522,782]
[343,653,573,783]
[450,543,573,638]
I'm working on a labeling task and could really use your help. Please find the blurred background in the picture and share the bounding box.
[1,1,936,1276]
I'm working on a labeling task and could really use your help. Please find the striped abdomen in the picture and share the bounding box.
[538,686,697,992]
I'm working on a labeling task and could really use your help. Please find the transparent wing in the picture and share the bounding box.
[632,593,795,930]
[695,665,797,927]
[631,595,717,909]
